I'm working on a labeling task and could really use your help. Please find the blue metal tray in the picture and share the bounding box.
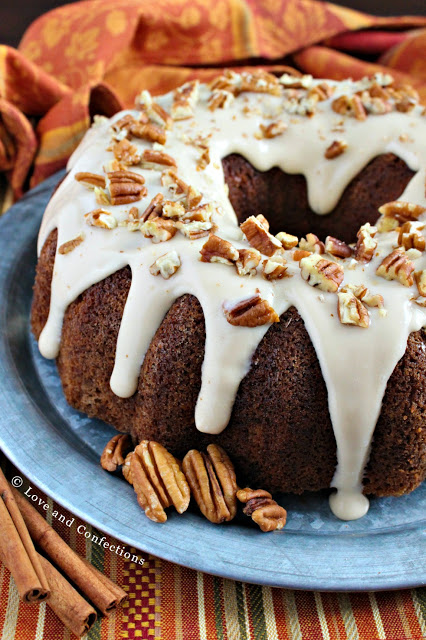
[0,172,424,591]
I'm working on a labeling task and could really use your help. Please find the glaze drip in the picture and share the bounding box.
[37,74,426,520]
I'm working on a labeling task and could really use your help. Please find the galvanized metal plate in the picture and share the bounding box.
[0,172,424,590]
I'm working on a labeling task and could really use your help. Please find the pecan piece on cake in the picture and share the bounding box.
[236,248,261,276]
[325,236,353,259]
[108,170,147,205]
[84,209,117,229]
[223,294,279,327]
[237,488,287,532]
[100,434,132,472]
[337,289,370,328]
[299,253,344,292]
[324,140,347,160]
[149,251,181,279]
[354,223,377,263]
[240,216,282,257]
[200,235,239,265]
[182,445,237,524]
[123,441,190,523]
[58,234,85,255]
[299,233,325,254]
[397,222,425,252]
[378,201,426,225]
[376,248,415,287]
[75,172,106,189]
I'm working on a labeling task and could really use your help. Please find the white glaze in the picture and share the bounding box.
[37,76,426,520]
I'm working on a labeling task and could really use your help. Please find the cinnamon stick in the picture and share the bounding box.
[38,554,97,637]
[12,487,127,614]
[0,469,50,603]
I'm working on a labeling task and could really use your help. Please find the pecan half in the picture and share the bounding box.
[182,445,237,524]
[58,233,85,255]
[378,201,426,224]
[237,488,287,532]
[141,149,177,170]
[141,217,177,243]
[337,289,370,328]
[236,248,261,276]
[354,223,378,263]
[376,248,415,286]
[240,216,282,257]
[85,209,117,229]
[131,122,166,145]
[75,172,106,189]
[200,235,239,265]
[124,441,190,523]
[149,251,181,279]
[325,236,353,258]
[100,434,132,472]
[108,170,146,205]
[299,253,344,292]
[324,140,347,159]
[223,294,279,327]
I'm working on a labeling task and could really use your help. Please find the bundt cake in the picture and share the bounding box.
[31,70,426,521]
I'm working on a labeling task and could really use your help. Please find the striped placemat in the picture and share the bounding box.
[0,458,425,640]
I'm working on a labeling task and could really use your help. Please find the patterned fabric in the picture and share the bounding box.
[0,0,426,201]
[0,459,425,640]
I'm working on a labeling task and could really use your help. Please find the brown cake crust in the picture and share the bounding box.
[32,231,426,496]
[222,153,415,243]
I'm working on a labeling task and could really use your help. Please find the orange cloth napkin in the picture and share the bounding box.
[1,0,426,201]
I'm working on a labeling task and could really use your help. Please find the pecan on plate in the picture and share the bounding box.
[101,434,132,472]
[237,488,287,532]
[124,441,190,523]
[182,445,237,524]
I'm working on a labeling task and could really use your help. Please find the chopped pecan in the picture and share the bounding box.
[141,149,177,170]
[344,284,384,309]
[207,89,234,111]
[108,170,146,205]
[58,233,85,255]
[123,206,141,231]
[379,201,426,224]
[75,172,106,189]
[324,140,347,159]
[415,270,426,296]
[262,254,289,280]
[85,208,117,229]
[124,441,190,523]
[236,248,261,276]
[149,250,181,279]
[200,235,239,265]
[211,69,280,96]
[112,113,148,135]
[293,249,311,261]
[182,445,237,524]
[325,236,353,258]
[299,233,325,254]
[162,200,186,219]
[182,203,213,223]
[376,248,415,286]
[279,73,312,89]
[397,222,425,251]
[100,434,132,472]
[141,217,177,243]
[332,94,367,120]
[140,193,164,222]
[276,231,298,250]
[223,294,279,327]
[237,488,287,532]
[161,169,202,209]
[308,82,334,100]
[175,220,213,240]
[196,147,210,171]
[240,216,282,257]
[136,90,173,129]
[259,121,287,139]
[109,139,140,165]
[299,253,344,293]
[171,80,199,120]
[354,223,378,263]
[337,289,370,328]
[94,186,110,206]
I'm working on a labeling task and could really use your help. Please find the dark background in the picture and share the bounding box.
[1,0,425,49]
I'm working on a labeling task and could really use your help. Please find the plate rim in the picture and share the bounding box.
[0,171,425,592]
